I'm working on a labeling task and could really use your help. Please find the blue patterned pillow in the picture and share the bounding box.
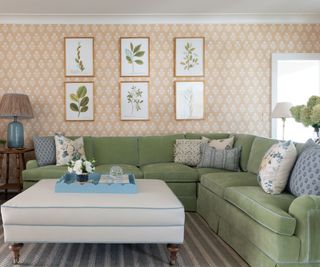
[289,139,320,196]
[33,136,56,166]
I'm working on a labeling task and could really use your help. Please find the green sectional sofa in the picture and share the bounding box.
[22,133,320,267]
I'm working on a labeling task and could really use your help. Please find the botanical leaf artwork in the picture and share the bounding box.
[125,43,145,73]
[127,85,144,114]
[75,42,85,72]
[180,42,199,70]
[70,86,89,117]
[184,88,194,117]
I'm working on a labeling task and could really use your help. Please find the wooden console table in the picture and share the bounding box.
[0,148,34,199]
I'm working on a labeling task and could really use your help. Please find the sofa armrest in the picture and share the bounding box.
[26,160,39,170]
[289,195,320,262]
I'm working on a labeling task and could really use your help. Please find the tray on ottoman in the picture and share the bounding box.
[55,172,137,194]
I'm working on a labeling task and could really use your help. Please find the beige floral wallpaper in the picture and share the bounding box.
[0,24,320,146]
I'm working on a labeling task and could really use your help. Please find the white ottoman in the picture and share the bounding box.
[1,179,185,265]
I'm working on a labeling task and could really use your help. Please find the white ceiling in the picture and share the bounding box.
[1,0,320,24]
[1,0,320,14]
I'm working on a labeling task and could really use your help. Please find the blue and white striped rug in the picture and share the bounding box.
[0,213,248,267]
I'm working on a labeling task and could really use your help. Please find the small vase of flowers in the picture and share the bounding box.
[67,159,95,183]
[290,95,320,143]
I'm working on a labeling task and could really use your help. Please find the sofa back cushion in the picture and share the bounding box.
[247,136,278,174]
[185,133,230,140]
[82,136,94,161]
[93,137,139,165]
[138,134,185,166]
[233,134,256,171]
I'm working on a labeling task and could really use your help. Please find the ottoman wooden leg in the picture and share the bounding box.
[9,243,23,264]
[167,244,179,265]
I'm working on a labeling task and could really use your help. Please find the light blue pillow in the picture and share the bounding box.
[289,139,320,196]
[33,136,56,166]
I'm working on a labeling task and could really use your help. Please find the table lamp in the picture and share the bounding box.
[272,102,293,140]
[0,94,33,148]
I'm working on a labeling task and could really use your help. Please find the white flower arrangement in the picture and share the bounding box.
[67,159,95,175]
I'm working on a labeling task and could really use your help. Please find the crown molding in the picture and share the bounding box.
[1,13,320,24]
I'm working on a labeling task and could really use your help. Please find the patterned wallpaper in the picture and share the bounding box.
[0,24,320,146]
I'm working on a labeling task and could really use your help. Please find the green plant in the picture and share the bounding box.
[75,42,85,72]
[290,95,320,129]
[125,43,145,73]
[127,86,143,113]
[70,86,89,118]
[180,42,199,70]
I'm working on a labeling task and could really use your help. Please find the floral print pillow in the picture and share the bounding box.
[55,135,86,166]
[257,141,297,194]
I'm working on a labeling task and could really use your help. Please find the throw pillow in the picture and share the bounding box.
[257,141,297,194]
[33,136,56,166]
[202,136,234,149]
[55,135,86,166]
[197,144,241,171]
[289,139,320,196]
[174,139,207,166]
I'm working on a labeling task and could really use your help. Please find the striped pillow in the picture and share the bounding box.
[197,144,241,171]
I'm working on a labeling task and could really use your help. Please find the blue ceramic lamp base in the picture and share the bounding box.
[7,117,24,149]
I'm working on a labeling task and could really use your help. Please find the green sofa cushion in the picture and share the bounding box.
[141,163,198,182]
[247,136,278,174]
[197,168,232,176]
[83,136,95,161]
[200,172,258,197]
[23,165,67,181]
[95,164,143,179]
[185,133,230,140]
[233,134,256,171]
[93,137,139,165]
[224,186,296,236]
[138,134,184,166]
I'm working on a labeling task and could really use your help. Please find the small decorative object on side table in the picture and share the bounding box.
[0,147,34,199]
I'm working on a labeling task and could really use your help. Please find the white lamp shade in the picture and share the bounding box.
[272,102,293,118]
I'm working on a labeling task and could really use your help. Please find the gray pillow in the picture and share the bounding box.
[289,139,320,196]
[33,136,56,166]
[197,144,241,171]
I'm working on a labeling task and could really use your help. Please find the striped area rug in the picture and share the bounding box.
[0,213,248,267]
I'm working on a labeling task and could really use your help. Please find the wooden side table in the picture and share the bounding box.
[0,148,34,199]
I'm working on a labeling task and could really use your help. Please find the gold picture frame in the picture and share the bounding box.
[64,82,95,121]
[174,37,205,77]
[64,37,94,77]
[175,81,205,120]
[120,81,150,121]
[120,37,150,77]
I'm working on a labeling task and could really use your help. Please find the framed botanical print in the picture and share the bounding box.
[120,81,149,120]
[65,82,94,121]
[120,37,150,77]
[174,37,205,77]
[175,81,204,120]
[65,37,94,77]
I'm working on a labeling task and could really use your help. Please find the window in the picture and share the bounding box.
[272,53,320,142]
